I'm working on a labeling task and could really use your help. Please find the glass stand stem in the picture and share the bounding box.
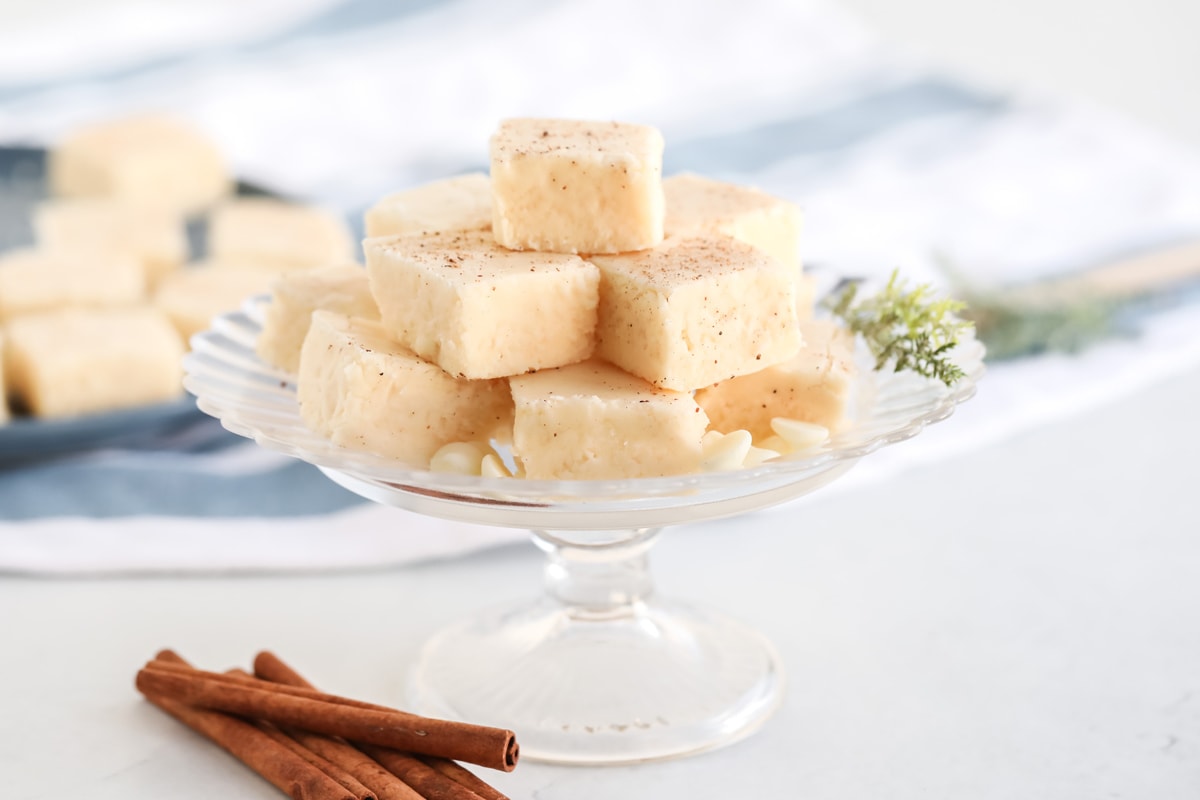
[535,528,658,616]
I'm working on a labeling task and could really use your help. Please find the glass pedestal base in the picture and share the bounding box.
[407,595,785,764]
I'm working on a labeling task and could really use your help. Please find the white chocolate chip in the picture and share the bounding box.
[743,444,781,467]
[700,429,753,472]
[429,441,488,475]
[769,418,829,452]
[481,452,513,478]
[758,434,791,455]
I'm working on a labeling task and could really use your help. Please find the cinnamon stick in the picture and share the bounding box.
[139,652,354,800]
[289,728,425,800]
[136,662,518,772]
[255,650,313,688]
[219,666,423,800]
[360,747,487,800]
[417,756,510,800]
[259,721,379,800]
[254,651,510,800]
[221,669,378,800]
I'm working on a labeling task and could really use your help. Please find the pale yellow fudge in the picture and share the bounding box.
[590,236,802,392]
[663,173,802,268]
[0,248,144,321]
[696,319,856,440]
[3,307,184,418]
[49,115,230,214]
[364,231,599,379]
[256,265,379,373]
[153,266,280,345]
[33,198,188,287]
[297,311,513,465]
[509,359,709,480]
[795,273,817,320]
[490,118,664,254]
[365,173,492,238]
[200,256,293,272]
[208,198,355,270]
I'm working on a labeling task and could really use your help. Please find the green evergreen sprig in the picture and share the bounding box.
[825,270,973,387]
[934,253,1125,361]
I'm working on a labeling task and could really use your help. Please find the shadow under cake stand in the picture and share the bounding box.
[184,299,984,765]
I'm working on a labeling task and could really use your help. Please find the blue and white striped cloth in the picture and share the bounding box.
[3,0,1199,572]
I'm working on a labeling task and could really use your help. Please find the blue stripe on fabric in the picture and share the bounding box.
[0,0,462,104]
[282,0,453,39]
[665,78,1009,175]
[0,457,363,521]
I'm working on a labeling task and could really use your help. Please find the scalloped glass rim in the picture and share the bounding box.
[183,295,984,513]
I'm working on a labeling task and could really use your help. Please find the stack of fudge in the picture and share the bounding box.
[257,118,855,480]
[0,116,356,421]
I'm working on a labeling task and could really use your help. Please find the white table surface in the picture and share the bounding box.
[4,1,1200,797]
[3,363,1198,798]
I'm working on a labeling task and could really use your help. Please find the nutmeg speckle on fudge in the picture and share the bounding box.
[509,359,708,480]
[297,310,513,464]
[489,118,664,254]
[663,172,803,270]
[364,230,600,380]
[589,236,802,392]
[364,172,493,238]
[696,319,855,439]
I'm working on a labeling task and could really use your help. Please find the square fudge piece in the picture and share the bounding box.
[153,266,281,345]
[49,115,230,214]
[664,173,803,269]
[490,118,664,254]
[590,236,802,392]
[365,173,492,237]
[0,248,144,322]
[364,231,599,379]
[257,265,380,372]
[3,307,184,418]
[509,360,709,480]
[297,311,513,465]
[209,198,356,270]
[695,320,856,440]
[34,198,188,287]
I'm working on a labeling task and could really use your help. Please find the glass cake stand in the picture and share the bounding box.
[183,298,984,765]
